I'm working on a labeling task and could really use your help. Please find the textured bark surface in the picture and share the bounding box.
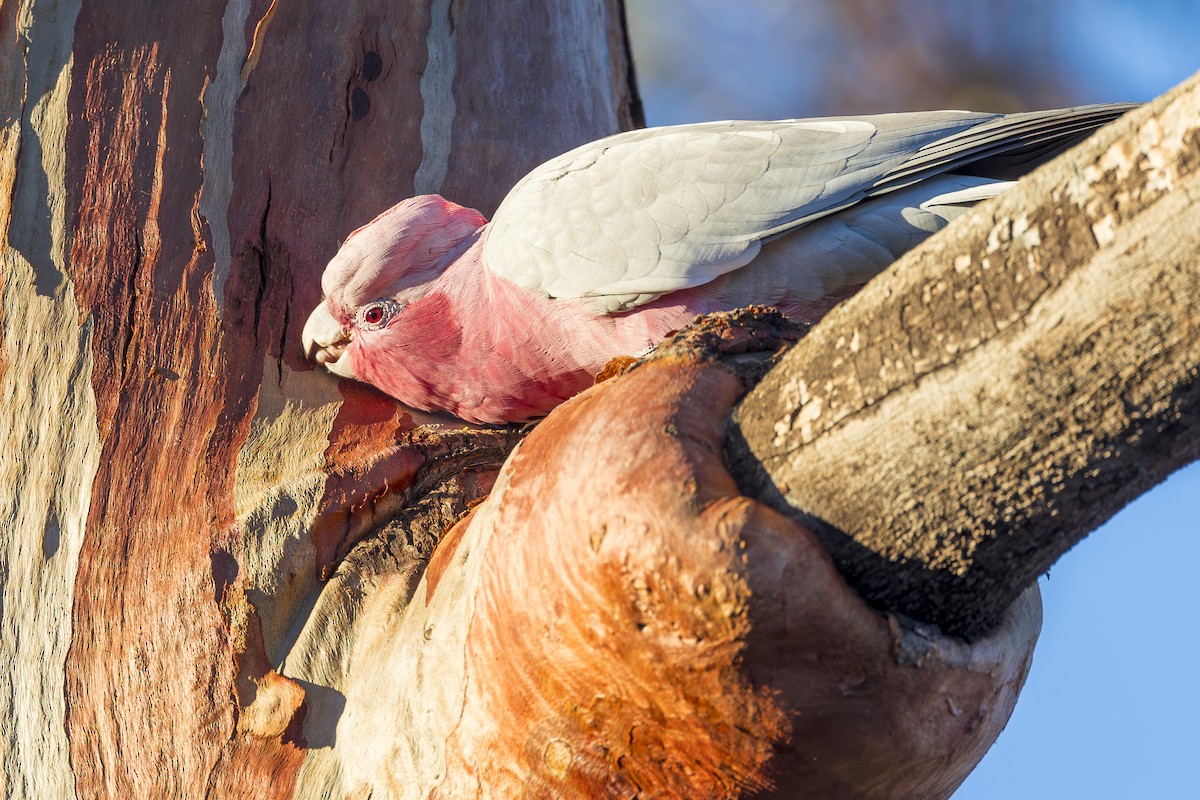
[2,0,1192,796]
[425,313,1040,800]
[1,1,630,796]
[728,71,1200,637]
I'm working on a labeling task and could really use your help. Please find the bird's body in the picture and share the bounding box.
[340,228,690,423]
[304,104,1132,423]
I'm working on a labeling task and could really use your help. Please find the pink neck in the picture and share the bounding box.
[353,235,704,422]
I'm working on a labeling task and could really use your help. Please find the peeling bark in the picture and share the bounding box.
[2,1,630,796]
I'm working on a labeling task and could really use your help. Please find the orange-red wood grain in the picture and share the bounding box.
[64,31,244,798]
[433,341,1037,799]
[50,3,632,794]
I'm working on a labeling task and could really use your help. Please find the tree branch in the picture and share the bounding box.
[727,71,1200,636]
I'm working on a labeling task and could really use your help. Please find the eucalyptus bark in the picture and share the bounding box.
[4,0,1197,794]
[1,1,636,796]
[728,72,1200,637]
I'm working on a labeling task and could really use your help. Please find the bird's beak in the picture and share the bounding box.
[302,302,359,379]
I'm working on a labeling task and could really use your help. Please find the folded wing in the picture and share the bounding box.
[484,104,1134,312]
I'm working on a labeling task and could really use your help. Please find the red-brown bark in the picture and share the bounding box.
[64,26,239,798]
[430,313,1038,799]
[2,1,632,795]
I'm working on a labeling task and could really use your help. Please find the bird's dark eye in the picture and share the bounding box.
[358,299,402,330]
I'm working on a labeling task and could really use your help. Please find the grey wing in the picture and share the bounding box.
[483,104,1132,312]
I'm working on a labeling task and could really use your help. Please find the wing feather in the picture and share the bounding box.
[484,104,1132,312]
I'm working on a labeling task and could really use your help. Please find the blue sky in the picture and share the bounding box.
[624,3,1199,796]
[957,463,1200,798]
[628,1,1200,121]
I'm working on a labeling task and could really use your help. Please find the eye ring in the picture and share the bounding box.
[357,299,403,330]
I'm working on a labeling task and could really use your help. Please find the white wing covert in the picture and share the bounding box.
[483,105,1132,312]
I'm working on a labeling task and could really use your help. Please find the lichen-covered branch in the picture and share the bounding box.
[728,71,1200,637]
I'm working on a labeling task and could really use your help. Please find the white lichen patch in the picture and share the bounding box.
[791,395,825,442]
[1091,214,1116,248]
[1090,138,1135,183]
[985,220,1007,254]
[1012,214,1041,248]
[1136,115,1188,196]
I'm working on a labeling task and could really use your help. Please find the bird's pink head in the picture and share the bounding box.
[302,195,487,410]
[320,194,487,321]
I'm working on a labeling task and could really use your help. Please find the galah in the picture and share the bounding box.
[303,104,1131,424]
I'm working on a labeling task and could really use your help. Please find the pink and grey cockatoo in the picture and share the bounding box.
[303,104,1130,424]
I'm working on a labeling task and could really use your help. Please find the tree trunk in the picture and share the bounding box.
[3,0,1195,797]
[1,1,635,796]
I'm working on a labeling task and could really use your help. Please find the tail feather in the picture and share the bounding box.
[876,102,1136,191]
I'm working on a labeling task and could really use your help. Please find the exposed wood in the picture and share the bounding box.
[727,71,1200,636]
[426,312,1041,800]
